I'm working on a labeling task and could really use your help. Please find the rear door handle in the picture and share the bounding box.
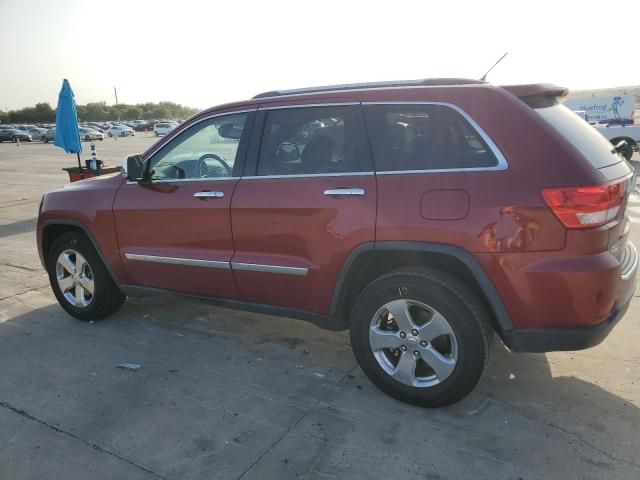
[323,188,365,197]
[194,191,224,199]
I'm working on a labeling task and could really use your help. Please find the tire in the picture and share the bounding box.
[12,136,17,142]
[108,132,112,137]
[120,132,126,137]
[47,231,125,321]
[85,135,91,141]
[611,138,635,161]
[349,267,492,407]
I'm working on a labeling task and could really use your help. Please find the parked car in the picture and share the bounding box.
[106,125,134,137]
[133,122,151,132]
[36,78,638,407]
[79,127,104,141]
[0,128,32,142]
[594,123,640,160]
[41,128,56,143]
[153,122,176,136]
[26,126,47,139]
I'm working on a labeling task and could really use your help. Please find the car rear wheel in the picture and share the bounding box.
[85,135,91,141]
[47,231,125,321]
[350,267,492,407]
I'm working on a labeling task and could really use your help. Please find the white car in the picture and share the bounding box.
[79,127,104,141]
[26,126,47,139]
[153,122,177,136]
[593,123,640,161]
[106,125,135,137]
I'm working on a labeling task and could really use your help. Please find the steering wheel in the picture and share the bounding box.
[197,153,232,178]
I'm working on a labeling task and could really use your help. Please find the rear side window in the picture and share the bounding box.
[536,104,621,169]
[363,104,499,172]
[257,106,370,176]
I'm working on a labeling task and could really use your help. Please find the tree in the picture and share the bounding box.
[3,101,199,123]
[34,103,55,122]
[125,107,142,120]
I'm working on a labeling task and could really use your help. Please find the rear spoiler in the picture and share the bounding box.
[500,84,569,108]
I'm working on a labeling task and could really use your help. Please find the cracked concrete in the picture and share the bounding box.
[1,138,639,480]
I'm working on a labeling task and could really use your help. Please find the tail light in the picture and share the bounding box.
[542,179,627,229]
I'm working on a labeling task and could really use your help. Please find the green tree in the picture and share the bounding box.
[125,107,142,120]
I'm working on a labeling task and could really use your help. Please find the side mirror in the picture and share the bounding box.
[122,154,145,181]
[277,142,300,162]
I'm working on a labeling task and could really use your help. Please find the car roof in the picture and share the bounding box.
[252,78,486,99]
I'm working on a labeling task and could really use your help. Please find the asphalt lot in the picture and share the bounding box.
[1,135,639,480]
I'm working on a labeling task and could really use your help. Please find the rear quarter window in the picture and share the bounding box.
[536,104,621,169]
[363,104,500,172]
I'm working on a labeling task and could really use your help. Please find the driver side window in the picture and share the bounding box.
[148,113,248,180]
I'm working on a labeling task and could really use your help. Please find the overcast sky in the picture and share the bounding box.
[1,0,637,111]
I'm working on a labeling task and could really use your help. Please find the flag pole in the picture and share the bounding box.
[76,152,82,169]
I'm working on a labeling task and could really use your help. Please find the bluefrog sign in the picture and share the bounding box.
[564,95,635,123]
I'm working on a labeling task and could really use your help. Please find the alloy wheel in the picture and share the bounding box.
[55,249,95,308]
[369,299,458,387]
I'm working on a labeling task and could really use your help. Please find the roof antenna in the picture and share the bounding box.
[480,52,509,81]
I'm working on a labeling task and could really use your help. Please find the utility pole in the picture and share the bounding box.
[114,86,119,121]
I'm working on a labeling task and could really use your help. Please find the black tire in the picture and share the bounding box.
[47,231,125,321]
[12,136,17,142]
[350,267,492,407]
[611,138,635,161]
[620,142,634,161]
[120,132,126,137]
[85,135,91,141]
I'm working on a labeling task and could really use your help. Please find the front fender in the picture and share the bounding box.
[37,173,131,285]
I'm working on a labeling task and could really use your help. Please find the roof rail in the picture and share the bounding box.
[252,78,486,99]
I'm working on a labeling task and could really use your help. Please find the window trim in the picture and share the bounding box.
[247,102,372,178]
[362,101,508,174]
[136,108,257,183]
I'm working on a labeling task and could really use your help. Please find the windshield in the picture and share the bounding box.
[536,104,622,169]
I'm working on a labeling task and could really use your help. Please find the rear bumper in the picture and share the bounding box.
[503,288,633,352]
[479,239,637,352]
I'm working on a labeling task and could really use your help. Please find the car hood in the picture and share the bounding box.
[60,171,124,191]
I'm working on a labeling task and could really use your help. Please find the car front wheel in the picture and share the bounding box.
[47,232,125,321]
[350,267,492,407]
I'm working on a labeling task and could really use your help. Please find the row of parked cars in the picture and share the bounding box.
[0,119,181,143]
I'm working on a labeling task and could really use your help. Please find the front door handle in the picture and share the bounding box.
[194,191,224,199]
[324,188,365,197]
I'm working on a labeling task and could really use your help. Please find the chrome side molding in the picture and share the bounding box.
[231,262,309,276]
[124,253,230,269]
[124,253,309,276]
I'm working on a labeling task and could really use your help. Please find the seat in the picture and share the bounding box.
[300,136,335,174]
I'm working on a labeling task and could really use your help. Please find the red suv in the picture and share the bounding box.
[37,79,637,407]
